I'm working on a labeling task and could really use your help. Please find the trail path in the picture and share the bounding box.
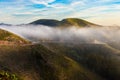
[0,41,32,46]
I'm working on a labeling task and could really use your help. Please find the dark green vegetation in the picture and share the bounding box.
[0,71,20,80]
[0,29,29,44]
[30,18,101,27]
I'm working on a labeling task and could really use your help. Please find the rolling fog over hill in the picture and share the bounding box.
[1,0,120,79]
[0,18,120,80]
[0,0,120,80]
[0,24,120,45]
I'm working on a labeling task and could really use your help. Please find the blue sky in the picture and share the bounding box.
[0,0,120,25]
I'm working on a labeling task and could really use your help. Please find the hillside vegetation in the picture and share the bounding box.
[30,18,101,27]
[42,43,120,80]
[0,44,104,80]
[0,43,119,80]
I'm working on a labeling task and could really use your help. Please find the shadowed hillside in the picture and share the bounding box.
[42,43,120,80]
[0,44,105,80]
[30,18,101,27]
[0,43,119,80]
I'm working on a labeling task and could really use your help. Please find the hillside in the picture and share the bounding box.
[42,43,120,80]
[0,29,29,44]
[0,28,119,80]
[0,42,119,80]
[30,18,101,27]
[0,44,104,80]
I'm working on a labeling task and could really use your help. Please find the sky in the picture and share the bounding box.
[0,0,120,25]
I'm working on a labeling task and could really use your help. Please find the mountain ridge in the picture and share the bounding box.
[30,18,101,27]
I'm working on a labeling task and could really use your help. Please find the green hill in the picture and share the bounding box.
[30,18,101,27]
[30,19,61,27]
[0,44,104,80]
[0,42,119,80]
[0,29,29,44]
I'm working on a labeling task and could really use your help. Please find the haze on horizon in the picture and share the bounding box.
[0,0,120,26]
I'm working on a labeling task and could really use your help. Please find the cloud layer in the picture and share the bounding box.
[30,0,55,5]
[0,25,120,45]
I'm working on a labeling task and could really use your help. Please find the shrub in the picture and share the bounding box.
[0,71,20,80]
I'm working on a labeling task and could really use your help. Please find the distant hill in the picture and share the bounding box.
[30,18,101,27]
[0,23,11,26]
[0,29,29,44]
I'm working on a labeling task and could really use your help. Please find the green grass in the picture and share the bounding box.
[0,71,21,80]
[61,18,97,27]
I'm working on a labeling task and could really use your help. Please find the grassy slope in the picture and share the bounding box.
[61,18,98,27]
[0,29,29,44]
[0,44,105,80]
[42,43,120,80]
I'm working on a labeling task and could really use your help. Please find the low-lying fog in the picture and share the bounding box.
[0,24,120,45]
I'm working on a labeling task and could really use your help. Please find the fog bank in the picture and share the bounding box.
[0,25,120,44]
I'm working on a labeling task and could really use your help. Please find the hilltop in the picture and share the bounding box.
[30,18,101,27]
[0,29,29,44]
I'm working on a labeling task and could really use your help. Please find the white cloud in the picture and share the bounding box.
[48,3,67,9]
[14,12,34,15]
[30,0,55,5]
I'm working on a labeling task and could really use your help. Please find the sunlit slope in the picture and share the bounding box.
[0,44,104,80]
[0,29,29,44]
[42,43,120,80]
[30,18,101,27]
[61,18,99,27]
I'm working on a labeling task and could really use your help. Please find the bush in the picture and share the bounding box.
[0,71,20,80]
